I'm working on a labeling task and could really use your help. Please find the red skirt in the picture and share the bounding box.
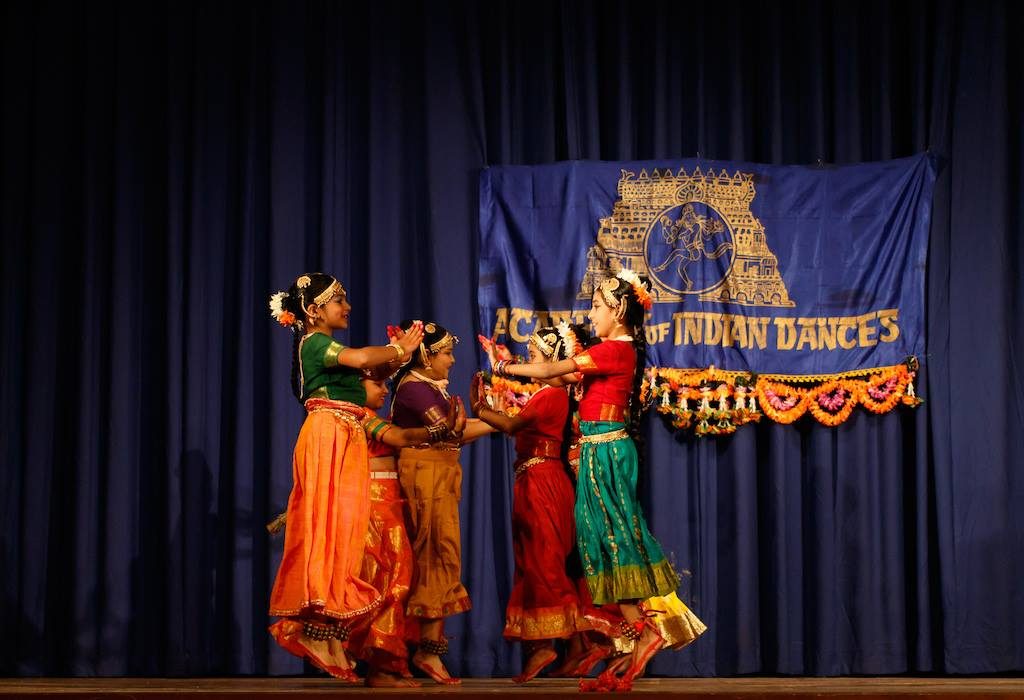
[346,470,415,673]
[503,459,588,640]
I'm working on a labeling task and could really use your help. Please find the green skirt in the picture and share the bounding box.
[575,421,679,605]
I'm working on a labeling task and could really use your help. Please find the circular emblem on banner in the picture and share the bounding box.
[643,201,736,295]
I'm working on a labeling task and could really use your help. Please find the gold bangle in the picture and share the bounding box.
[388,342,404,359]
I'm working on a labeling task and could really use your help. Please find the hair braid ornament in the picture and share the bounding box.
[269,291,298,328]
[610,268,653,310]
[529,329,562,360]
[556,322,578,358]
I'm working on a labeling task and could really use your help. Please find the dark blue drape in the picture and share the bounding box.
[1,0,1021,677]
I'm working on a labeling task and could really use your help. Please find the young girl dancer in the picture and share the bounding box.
[266,273,424,680]
[470,327,588,682]
[347,374,466,687]
[390,320,494,684]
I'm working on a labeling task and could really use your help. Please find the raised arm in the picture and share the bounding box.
[470,372,528,434]
[494,357,578,380]
[337,322,424,369]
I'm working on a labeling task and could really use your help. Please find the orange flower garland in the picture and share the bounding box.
[754,379,807,424]
[805,379,858,426]
[482,374,543,416]
[646,360,922,435]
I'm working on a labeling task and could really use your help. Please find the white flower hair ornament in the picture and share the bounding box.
[614,268,653,310]
[557,321,578,358]
[269,291,298,328]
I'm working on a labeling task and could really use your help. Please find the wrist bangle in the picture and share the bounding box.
[426,423,446,443]
[388,342,405,360]
[495,359,517,377]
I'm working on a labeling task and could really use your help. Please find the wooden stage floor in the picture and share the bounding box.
[2,677,1023,699]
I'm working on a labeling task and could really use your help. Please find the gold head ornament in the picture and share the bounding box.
[312,278,346,307]
[529,330,561,359]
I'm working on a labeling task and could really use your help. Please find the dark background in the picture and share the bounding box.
[1,0,1021,677]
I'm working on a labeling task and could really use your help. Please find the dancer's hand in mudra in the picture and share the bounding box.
[446,396,466,441]
[478,334,511,369]
[390,321,424,358]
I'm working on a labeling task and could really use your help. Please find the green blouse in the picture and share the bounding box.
[299,332,367,405]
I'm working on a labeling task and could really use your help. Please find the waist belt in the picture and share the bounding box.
[514,456,555,478]
[370,471,398,480]
[522,440,561,459]
[578,428,629,445]
[304,398,364,426]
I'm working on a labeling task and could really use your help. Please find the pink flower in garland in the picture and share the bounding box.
[868,376,897,401]
[765,388,800,411]
[817,387,848,412]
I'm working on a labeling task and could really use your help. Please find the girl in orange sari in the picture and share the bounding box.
[266,273,423,681]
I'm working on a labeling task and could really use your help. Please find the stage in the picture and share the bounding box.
[2,677,1022,699]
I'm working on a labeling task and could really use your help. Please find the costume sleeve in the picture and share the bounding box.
[395,381,447,426]
[572,340,634,376]
[302,333,347,368]
[321,339,346,367]
[361,413,394,442]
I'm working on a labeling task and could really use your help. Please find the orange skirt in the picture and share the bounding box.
[346,468,414,673]
[268,400,380,620]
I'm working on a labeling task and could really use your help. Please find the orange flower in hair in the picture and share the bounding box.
[615,269,653,310]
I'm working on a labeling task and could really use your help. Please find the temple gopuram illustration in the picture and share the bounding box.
[578,167,795,307]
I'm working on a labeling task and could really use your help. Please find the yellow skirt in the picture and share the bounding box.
[397,447,472,620]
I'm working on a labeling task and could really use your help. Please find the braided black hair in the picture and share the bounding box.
[603,277,650,474]
[559,323,599,471]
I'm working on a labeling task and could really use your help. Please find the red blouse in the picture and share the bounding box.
[572,338,635,423]
[514,386,569,460]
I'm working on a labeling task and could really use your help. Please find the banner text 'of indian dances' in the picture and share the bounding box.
[491,307,901,353]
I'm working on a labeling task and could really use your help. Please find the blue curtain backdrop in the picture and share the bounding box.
[1,0,1021,677]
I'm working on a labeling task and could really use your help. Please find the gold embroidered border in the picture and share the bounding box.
[270,593,383,620]
[514,456,549,478]
[586,561,679,605]
[578,428,629,445]
[574,352,597,371]
[323,340,344,367]
[503,604,591,640]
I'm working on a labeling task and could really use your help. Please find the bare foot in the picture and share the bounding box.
[513,646,558,683]
[366,670,421,687]
[604,653,631,676]
[412,650,460,685]
[621,625,664,682]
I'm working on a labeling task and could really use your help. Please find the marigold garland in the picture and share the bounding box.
[480,373,543,417]
[805,379,857,426]
[644,360,922,436]
[755,379,807,424]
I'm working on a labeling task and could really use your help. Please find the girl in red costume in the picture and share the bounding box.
[470,327,589,682]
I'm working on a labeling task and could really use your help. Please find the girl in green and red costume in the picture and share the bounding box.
[487,270,698,690]
[265,273,424,682]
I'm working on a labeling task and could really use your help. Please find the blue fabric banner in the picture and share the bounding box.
[479,154,936,377]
